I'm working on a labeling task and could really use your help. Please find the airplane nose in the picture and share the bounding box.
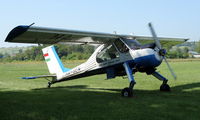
[133,49,162,69]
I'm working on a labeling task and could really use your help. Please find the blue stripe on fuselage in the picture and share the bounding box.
[51,46,71,73]
[135,54,161,68]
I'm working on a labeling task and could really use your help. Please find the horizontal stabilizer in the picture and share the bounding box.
[21,75,56,80]
[21,77,38,79]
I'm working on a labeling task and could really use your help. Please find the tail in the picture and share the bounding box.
[42,45,70,77]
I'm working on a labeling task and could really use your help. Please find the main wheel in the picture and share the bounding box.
[121,87,133,97]
[160,84,170,91]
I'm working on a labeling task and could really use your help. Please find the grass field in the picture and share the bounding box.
[0,60,200,120]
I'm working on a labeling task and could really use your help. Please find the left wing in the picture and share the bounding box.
[5,25,188,47]
[5,25,119,44]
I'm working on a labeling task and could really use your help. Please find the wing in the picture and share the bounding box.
[5,25,188,47]
[5,25,119,44]
[133,36,188,48]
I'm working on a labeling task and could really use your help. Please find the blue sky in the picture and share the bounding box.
[1,0,200,47]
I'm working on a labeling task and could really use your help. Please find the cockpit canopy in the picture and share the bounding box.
[96,39,130,63]
[96,38,157,63]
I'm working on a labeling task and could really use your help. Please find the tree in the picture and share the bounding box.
[167,47,189,59]
[195,40,200,53]
[0,53,3,59]
[0,44,95,61]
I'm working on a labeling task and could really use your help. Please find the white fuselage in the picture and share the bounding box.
[57,45,162,81]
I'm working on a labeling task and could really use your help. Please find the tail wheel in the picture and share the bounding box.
[47,82,52,88]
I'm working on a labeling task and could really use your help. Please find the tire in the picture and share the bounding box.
[160,84,170,91]
[121,87,133,97]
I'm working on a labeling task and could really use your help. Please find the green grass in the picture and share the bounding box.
[0,60,200,120]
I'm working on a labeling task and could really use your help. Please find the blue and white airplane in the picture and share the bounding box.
[5,23,188,97]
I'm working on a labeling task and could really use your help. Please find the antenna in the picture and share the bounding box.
[29,22,35,27]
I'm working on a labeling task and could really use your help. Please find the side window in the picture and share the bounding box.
[114,39,129,53]
[96,44,119,63]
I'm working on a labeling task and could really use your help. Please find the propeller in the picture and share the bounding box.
[148,23,177,80]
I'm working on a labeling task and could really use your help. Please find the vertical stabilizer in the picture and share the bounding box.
[42,45,70,77]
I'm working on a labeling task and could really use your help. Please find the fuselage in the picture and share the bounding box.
[56,43,163,82]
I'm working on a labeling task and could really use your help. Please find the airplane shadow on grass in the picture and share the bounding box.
[1,83,200,120]
[33,82,200,95]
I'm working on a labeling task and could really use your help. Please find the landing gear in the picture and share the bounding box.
[122,62,136,97]
[121,81,135,97]
[47,82,52,88]
[152,71,171,92]
[45,77,56,88]
[160,83,170,91]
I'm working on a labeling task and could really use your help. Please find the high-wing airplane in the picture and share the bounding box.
[5,23,188,97]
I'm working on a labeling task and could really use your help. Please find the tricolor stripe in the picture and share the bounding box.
[44,53,50,62]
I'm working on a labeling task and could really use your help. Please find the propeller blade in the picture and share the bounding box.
[148,23,162,49]
[148,23,176,80]
[163,57,177,80]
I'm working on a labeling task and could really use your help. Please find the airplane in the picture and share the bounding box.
[5,23,188,97]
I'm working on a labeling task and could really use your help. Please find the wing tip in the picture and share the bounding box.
[5,25,30,42]
[184,38,189,42]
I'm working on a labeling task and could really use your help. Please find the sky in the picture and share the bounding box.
[0,0,200,47]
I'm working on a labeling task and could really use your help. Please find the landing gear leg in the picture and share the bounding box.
[121,62,136,97]
[45,77,56,88]
[152,72,170,91]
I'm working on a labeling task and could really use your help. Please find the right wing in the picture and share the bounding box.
[132,36,188,48]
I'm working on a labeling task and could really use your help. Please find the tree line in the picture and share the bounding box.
[0,44,95,62]
[0,42,200,62]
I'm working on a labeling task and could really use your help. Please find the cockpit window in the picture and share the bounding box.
[96,44,119,63]
[114,39,129,53]
[123,39,141,50]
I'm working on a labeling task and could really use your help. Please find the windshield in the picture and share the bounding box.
[123,39,141,49]
[114,40,129,53]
